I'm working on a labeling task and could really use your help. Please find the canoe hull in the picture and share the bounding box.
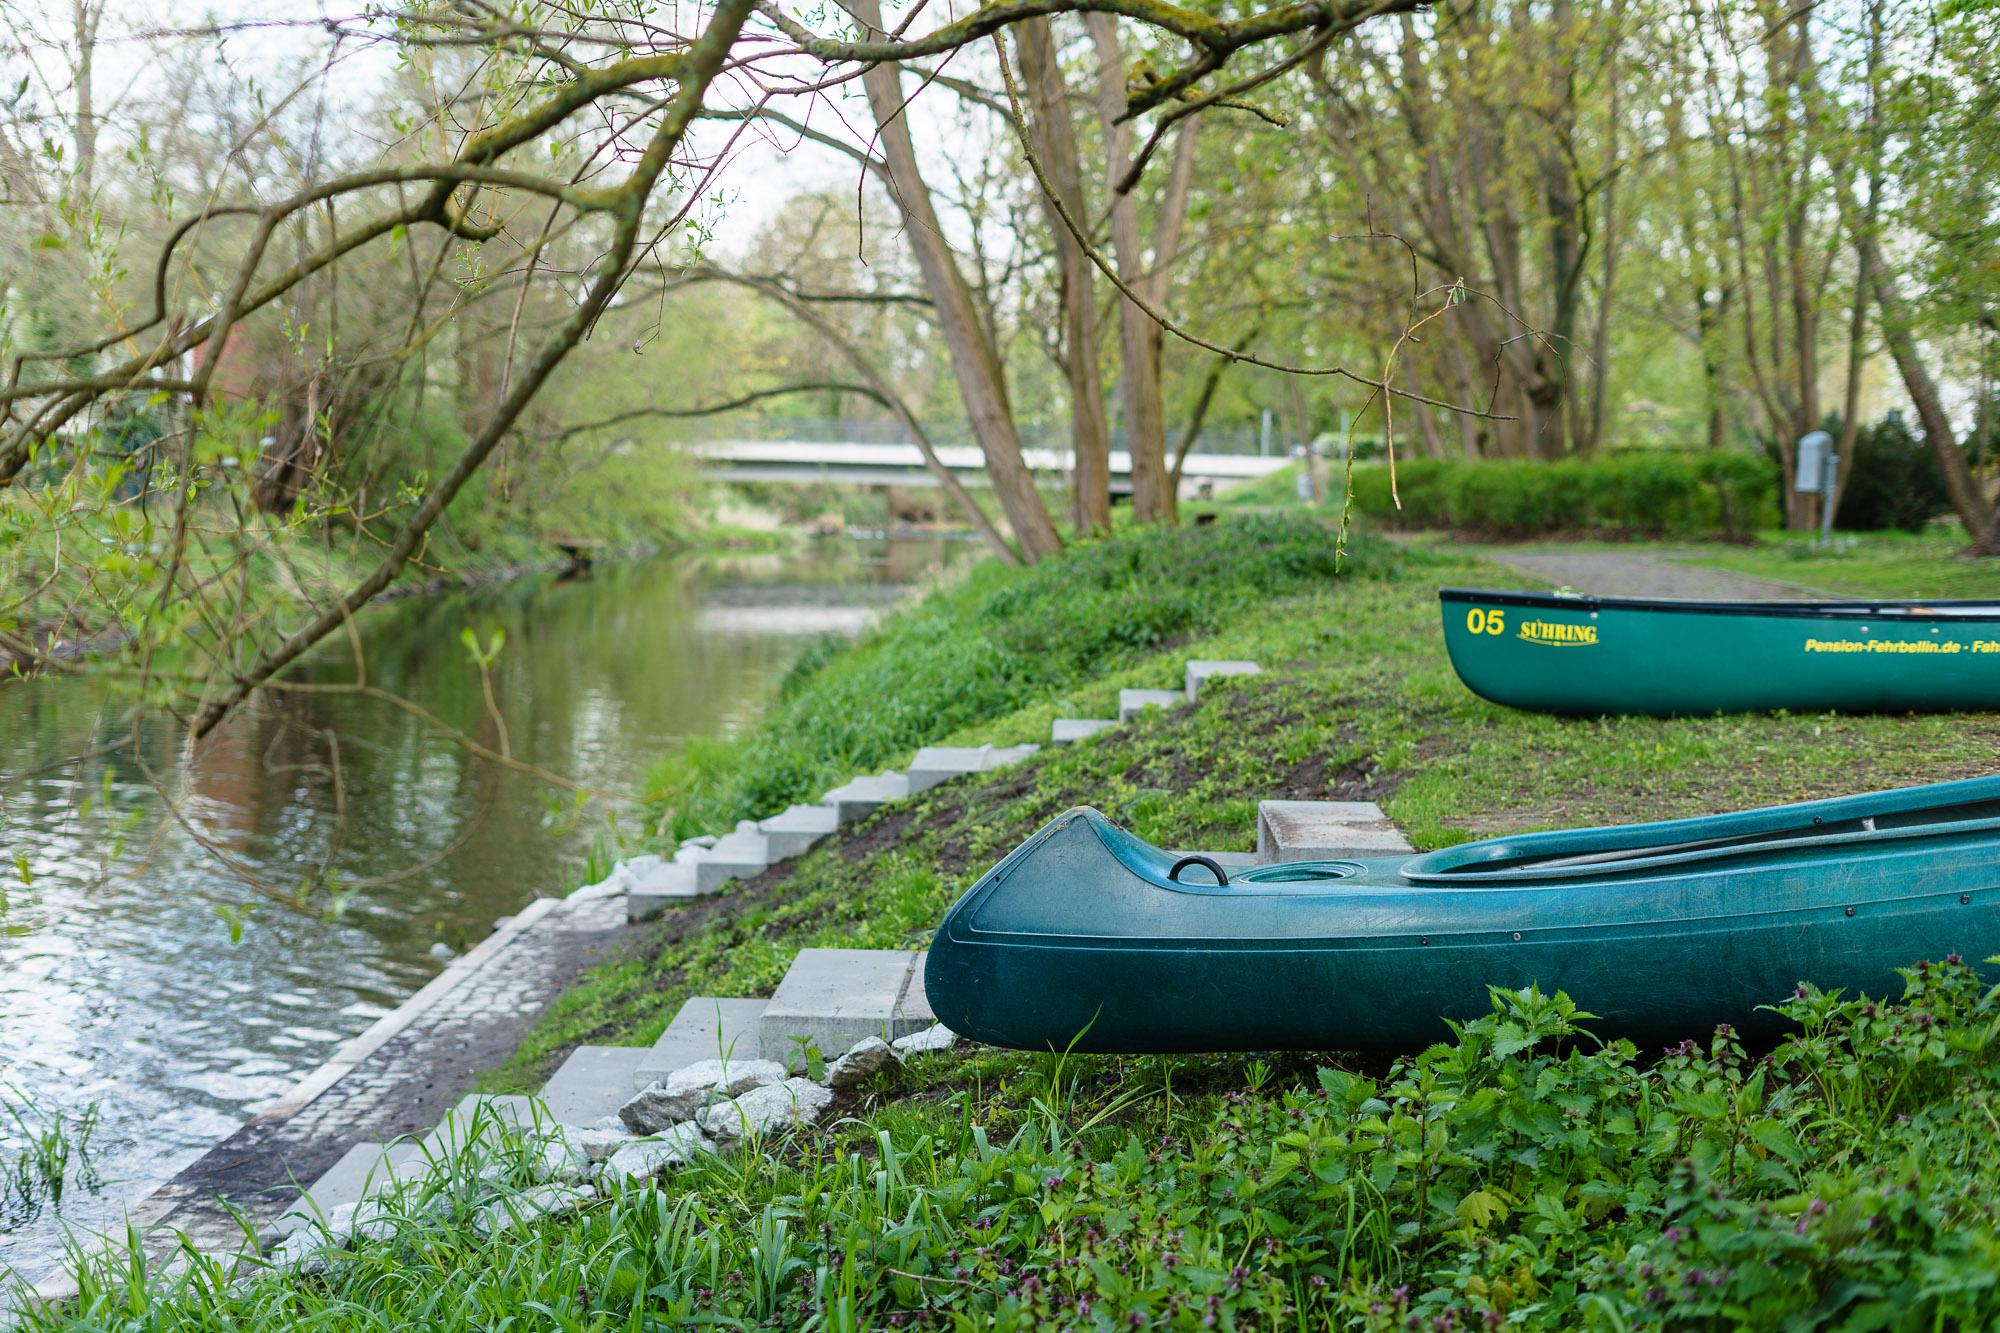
[1439,588,2000,716]
[926,787,2000,1054]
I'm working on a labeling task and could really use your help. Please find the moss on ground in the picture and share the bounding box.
[489,522,2000,1092]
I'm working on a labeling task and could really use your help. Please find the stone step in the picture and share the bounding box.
[632,996,771,1091]
[759,948,934,1063]
[1051,718,1117,745]
[906,744,1041,794]
[697,823,769,893]
[1185,659,1261,701]
[1118,689,1183,722]
[627,859,701,921]
[539,1045,651,1126]
[274,1140,424,1234]
[422,1093,537,1158]
[760,803,840,860]
[821,772,909,824]
[1255,800,1414,863]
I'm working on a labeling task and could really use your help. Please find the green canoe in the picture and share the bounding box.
[924,776,2000,1053]
[1440,587,2000,716]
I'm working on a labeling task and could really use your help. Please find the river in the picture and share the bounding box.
[0,536,966,1287]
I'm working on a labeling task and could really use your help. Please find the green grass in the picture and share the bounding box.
[1671,529,2000,601]
[497,533,2000,1085]
[35,962,2000,1331]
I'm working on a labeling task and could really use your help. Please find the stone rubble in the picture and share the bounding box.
[474,1184,596,1238]
[893,1023,958,1054]
[700,1078,834,1140]
[603,1123,713,1182]
[825,1036,901,1089]
[619,1057,788,1132]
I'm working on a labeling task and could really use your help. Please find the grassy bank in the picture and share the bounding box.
[27,514,2000,1331]
[505,521,2000,1077]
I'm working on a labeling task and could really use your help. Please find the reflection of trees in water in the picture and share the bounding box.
[4,547,944,950]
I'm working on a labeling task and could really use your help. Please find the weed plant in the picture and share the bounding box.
[27,965,2000,1331]
[0,1091,99,1230]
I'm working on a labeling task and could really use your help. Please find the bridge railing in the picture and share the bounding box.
[669,416,1280,456]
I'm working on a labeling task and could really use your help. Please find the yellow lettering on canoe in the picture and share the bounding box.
[1515,619,1598,647]
[1803,638,1967,655]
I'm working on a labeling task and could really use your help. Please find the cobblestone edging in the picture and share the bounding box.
[30,886,628,1303]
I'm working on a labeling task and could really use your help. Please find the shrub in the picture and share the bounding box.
[1346,452,1777,539]
[1835,414,1954,533]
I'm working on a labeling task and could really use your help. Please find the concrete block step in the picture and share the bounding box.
[1255,800,1413,864]
[628,860,702,921]
[274,1140,424,1234]
[1185,659,1261,701]
[1118,689,1183,722]
[760,803,840,860]
[632,996,771,1091]
[421,1093,537,1158]
[1051,718,1116,744]
[697,824,769,893]
[821,772,909,824]
[907,744,1041,794]
[539,1045,651,1126]
[759,948,933,1063]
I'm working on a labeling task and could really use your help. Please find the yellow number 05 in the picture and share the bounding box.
[1466,608,1505,636]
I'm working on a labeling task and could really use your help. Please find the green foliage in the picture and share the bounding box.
[38,963,2000,1332]
[1834,415,1954,534]
[646,515,1422,836]
[1347,454,1778,540]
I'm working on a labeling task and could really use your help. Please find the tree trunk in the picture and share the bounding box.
[1872,257,1995,552]
[1018,18,1111,535]
[1087,13,1177,525]
[843,0,1061,562]
[72,0,99,196]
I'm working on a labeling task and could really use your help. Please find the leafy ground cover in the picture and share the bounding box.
[25,515,2000,1331]
[33,956,2000,1330]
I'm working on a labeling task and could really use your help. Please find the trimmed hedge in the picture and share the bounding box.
[1346,452,1777,539]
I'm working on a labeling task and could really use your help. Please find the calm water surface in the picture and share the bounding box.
[0,538,964,1285]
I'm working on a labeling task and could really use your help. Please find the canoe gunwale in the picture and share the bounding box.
[1439,587,2000,622]
[1401,773,2000,882]
[1401,810,2000,883]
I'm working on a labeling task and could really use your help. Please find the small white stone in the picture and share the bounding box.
[474,1184,596,1238]
[700,1078,834,1140]
[603,1124,712,1182]
[825,1036,900,1089]
[892,1024,957,1054]
[679,834,718,849]
[620,1057,787,1131]
[265,1230,337,1275]
[428,941,457,962]
[591,1114,627,1133]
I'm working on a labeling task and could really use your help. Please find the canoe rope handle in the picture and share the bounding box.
[1168,854,1231,887]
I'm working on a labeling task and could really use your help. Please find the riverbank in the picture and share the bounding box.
[21,515,2000,1330]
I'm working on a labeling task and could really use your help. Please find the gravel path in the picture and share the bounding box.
[1477,548,1828,601]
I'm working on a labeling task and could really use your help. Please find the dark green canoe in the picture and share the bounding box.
[1440,587,2000,716]
[924,776,2000,1053]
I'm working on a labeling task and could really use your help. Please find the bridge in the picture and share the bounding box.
[684,420,1294,496]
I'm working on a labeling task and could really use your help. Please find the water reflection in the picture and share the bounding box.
[0,537,962,1284]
